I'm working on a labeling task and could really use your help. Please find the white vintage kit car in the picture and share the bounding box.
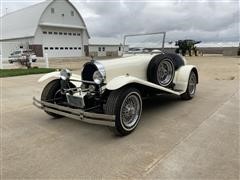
[33,32,198,136]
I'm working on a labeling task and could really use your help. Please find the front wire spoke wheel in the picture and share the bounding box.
[120,94,141,129]
[104,88,142,136]
[53,89,67,105]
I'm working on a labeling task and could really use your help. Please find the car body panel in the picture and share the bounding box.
[106,75,183,95]
[38,54,197,95]
[105,64,197,94]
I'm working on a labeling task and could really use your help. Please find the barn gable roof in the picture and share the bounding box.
[0,0,89,41]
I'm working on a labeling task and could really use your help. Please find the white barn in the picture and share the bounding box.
[0,0,90,59]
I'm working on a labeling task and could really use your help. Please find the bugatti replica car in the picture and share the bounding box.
[33,32,198,136]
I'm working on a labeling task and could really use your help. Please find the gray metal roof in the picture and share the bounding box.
[0,1,51,40]
[0,0,89,40]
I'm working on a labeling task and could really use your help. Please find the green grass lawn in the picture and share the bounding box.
[0,68,56,78]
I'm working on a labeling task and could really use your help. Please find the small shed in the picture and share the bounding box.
[89,38,128,57]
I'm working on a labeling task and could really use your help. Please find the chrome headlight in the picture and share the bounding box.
[60,69,71,80]
[93,70,104,84]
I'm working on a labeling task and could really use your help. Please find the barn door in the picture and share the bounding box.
[84,45,89,56]
[29,44,43,57]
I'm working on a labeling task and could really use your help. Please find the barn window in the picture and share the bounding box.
[102,47,105,51]
[78,47,81,50]
[48,32,52,34]
[51,8,55,14]
[60,47,64,50]
[73,33,76,36]
[55,47,59,50]
[20,46,23,49]
[59,32,63,35]
[74,47,77,50]
[71,11,74,16]
[64,32,67,35]
[68,33,72,36]
[44,47,48,50]
[65,47,68,50]
[98,47,101,51]
[43,31,47,34]
[50,47,54,50]
[77,33,80,36]
[70,47,73,50]
[119,46,121,51]
[54,32,58,35]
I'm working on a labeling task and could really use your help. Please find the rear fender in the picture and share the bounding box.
[173,65,198,92]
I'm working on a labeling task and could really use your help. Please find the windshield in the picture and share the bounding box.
[123,32,166,54]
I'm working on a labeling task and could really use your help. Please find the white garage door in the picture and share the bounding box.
[42,29,83,57]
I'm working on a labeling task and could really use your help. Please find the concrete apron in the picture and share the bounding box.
[1,73,239,179]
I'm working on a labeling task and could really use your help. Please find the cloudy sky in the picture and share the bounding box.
[1,0,239,46]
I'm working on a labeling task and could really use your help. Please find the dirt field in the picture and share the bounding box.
[1,55,239,179]
[186,56,239,81]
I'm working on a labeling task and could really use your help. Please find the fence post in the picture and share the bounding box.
[0,55,3,69]
[45,53,49,68]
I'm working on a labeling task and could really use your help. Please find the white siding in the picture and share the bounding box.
[81,30,89,46]
[40,0,85,29]
[1,38,34,60]
[34,27,83,57]
[0,0,89,59]
[35,0,89,57]
[89,45,123,57]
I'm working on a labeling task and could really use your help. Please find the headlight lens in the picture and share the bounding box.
[60,69,71,80]
[93,70,104,84]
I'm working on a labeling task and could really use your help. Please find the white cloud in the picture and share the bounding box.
[2,0,239,44]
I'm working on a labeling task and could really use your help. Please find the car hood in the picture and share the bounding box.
[97,54,156,83]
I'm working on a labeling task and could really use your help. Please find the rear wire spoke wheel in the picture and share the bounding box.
[104,88,142,136]
[181,70,197,100]
[188,72,197,95]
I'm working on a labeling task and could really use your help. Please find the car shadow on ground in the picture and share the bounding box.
[142,94,181,111]
[43,94,183,139]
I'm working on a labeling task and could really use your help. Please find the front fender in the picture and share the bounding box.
[38,71,82,87]
[38,71,61,82]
